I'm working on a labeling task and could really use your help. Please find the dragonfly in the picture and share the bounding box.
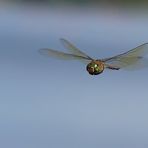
[39,38,148,75]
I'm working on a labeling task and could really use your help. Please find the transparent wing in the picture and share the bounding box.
[60,38,93,60]
[102,43,148,70]
[39,48,91,62]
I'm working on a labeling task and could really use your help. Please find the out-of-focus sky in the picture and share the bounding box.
[1,0,148,5]
[0,1,148,148]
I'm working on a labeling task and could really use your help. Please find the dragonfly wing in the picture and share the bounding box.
[122,58,148,70]
[60,38,93,60]
[105,57,148,70]
[39,48,91,62]
[102,43,148,70]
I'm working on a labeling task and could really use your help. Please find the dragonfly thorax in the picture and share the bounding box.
[86,60,104,75]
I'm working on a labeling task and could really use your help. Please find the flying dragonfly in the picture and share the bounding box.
[39,38,148,75]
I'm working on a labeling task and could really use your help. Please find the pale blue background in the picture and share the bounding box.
[0,4,148,148]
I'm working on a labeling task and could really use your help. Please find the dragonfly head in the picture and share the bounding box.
[86,61,104,75]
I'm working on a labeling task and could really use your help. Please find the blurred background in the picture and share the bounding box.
[0,0,148,148]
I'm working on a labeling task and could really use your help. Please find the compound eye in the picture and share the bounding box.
[88,67,94,73]
[86,65,94,74]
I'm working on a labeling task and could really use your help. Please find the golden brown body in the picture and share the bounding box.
[86,60,105,75]
[95,60,105,71]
